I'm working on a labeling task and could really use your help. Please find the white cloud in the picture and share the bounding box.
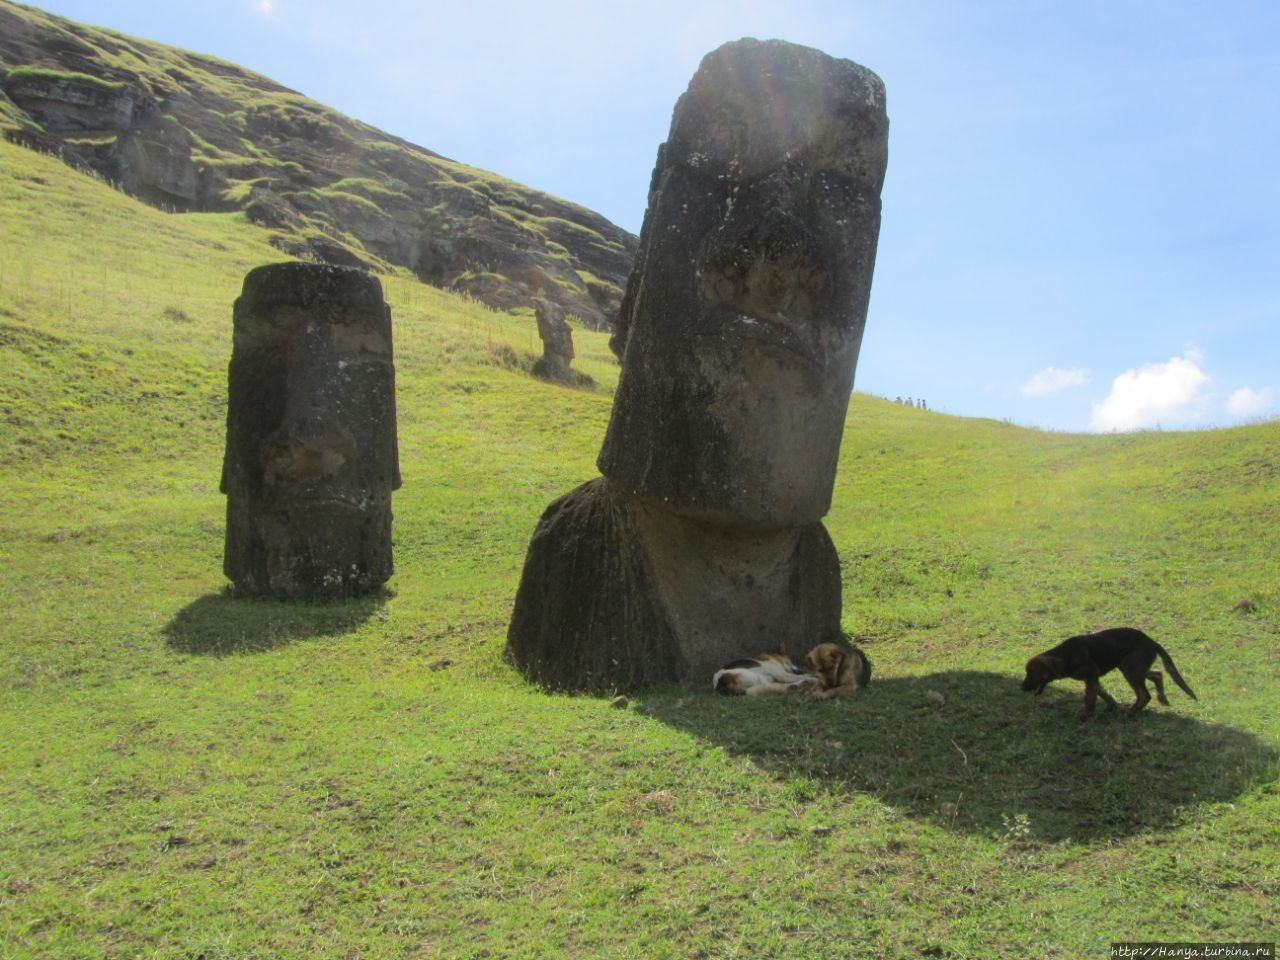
[1226,386,1274,419]
[1021,366,1089,397]
[1090,349,1211,432]
[255,0,276,16]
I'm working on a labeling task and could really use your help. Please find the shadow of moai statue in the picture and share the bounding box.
[531,300,578,384]
[505,39,889,690]
[221,262,401,599]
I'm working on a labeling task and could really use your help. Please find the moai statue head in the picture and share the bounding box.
[221,262,401,599]
[598,38,889,530]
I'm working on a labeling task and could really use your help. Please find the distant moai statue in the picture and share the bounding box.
[505,39,889,690]
[221,262,401,599]
[530,300,579,384]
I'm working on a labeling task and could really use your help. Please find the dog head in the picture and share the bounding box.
[1021,654,1062,694]
[806,643,847,688]
[713,668,750,695]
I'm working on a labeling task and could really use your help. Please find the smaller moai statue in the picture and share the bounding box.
[531,300,579,384]
[221,262,401,599]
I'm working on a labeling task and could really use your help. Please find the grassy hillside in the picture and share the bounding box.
[0,0,636,329]
[1,137,1277,959]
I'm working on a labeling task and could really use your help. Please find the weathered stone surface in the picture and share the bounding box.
[507,478,842,690]
[507,39,888,690]
[2,70,135,131]
[600,38,888,529]
[221,262,401,599]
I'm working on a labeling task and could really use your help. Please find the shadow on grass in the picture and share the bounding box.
[638,670,1279,843]
[163,589,390,655]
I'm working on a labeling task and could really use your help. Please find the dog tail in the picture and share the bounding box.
[1155,642,1198,701]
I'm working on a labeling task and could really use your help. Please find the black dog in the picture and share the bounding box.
[1022,627,1197,717]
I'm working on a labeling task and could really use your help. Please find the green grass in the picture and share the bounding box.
[3,65,128,93]
[1,137,1277,959]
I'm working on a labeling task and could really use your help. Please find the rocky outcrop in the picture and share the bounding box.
[2,64,203,210]
[2,67,135,130]
[506,39,890,691]
[221,263,401,599]
[0,1,636,329]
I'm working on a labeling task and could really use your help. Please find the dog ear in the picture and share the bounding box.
[714,671,744,695]
[1036,654,1064,674]
[1021,655,1048,693]
[1025,654,1063,693]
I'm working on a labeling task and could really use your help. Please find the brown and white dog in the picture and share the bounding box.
[805,642,873,699]
[713,653,818,696]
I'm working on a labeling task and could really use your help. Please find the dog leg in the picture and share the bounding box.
[810,682,856,700]
[1081,677,1118,718]
[744,678,814,696]
[743,682,786,695]
[1147,670,1169,706]
[1082,677,1101,717]
[1117,663,1154,713]
[1128,682,1151,713]
[1097,685,1118,711]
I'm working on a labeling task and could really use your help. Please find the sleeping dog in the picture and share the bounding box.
[713,653,818,696]
[1022,626,1198,717]
[806,641,873,699]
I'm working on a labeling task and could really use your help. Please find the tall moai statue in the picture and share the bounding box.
[506,38,889,690]
[221,262,401,599]
[531,299,579,385]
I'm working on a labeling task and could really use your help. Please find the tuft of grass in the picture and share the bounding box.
[0,136,1278,960]
[3,65,128,93]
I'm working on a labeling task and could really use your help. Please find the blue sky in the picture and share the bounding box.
[27,0,1280,432]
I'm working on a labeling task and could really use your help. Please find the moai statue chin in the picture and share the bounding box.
[221,262,401,600]
[505,38,889,691]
